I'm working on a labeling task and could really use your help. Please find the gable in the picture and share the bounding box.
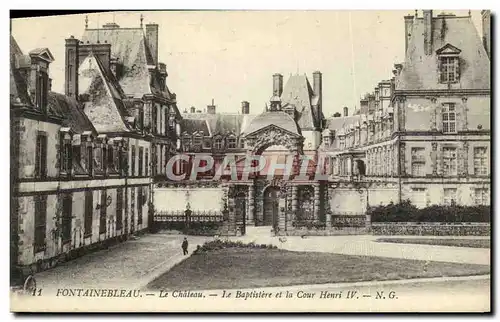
[436,43,462,55]
[244,123,302,139]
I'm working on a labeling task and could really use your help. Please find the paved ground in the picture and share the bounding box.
[33,233,210,292]
[30,228,489,295]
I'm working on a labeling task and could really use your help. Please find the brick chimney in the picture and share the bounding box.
[272,73,283,97]
[190,106,196,113]
[207,99,216,114]
[65,35,79,99]
[146,24,159,66]
[404,15,414,54]
[312,71,322,125]
[241,101,250,114]
[28,48,54,113]
[343,107,348,117]
[423,10,433,55]
[482,10,491,58]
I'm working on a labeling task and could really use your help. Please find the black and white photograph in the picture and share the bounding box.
[8,8,491,313]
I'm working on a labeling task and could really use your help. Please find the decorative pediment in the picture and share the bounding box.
[28,48,55,63]
[436,43,462,55]
[244,124,303,154]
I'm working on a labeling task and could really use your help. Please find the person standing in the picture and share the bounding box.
[182,237,189,255]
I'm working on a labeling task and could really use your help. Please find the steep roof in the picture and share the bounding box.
[326,115,361,131]
[78,53,131,133]
[48,92,97,133]
[181,112,253,137]
[10,35,31,106]
[244,111,300,136]
[281,74,317,129]
[81,27,166,99]
[397,15,490,91]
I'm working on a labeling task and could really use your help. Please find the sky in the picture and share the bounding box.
[11,10,484,117]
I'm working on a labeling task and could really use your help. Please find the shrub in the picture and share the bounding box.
[193,240,278,254]
[370,201,490,223]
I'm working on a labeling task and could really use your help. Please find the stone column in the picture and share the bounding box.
[247,183,255,225]
[278,186,287,235]
[326,184,333,227]
[313,182,321,222]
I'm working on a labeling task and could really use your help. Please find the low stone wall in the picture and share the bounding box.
[371,222,491,236]
[280,226,368,236]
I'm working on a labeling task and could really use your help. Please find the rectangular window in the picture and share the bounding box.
[137,188,143,225]
[138,147,144,176]
[131,146,136,176]
[443,188,457,206]
[203,139,212,149]
[84,190,93,237]
[193,135,203,147]
[440,56,459,83]
[35,133,48,179]
[474,188,489,205]
[411,188,427,208]
[239,139,245,149]
[61,141,72,174]
[227,137,237,149]
[86,146,93,175]
[214,138,223,150]
[339,138,345,150]
[443,147,458,176]
[99,190,107,234]
[411,147,426,177]
[107,146,114,172]
[183,138,192,151]
[34,195,47,252]
[145,148,149,176]
[116,188,123,230]
[473,147,488,176]
[62,193,72,243]
[442,103,456,133]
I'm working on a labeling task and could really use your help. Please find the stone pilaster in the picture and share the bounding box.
[431,142,438,176]
[277,185,287,235]
[461,97,468,131]
[325,184,333,226]
[462,141,469,176]
[247,183,255,225]
[399,142,406,176]
[313,183,321,222]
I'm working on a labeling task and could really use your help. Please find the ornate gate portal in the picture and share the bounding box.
[263,186,280,230]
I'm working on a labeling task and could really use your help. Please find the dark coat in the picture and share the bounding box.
[182,240,188,249]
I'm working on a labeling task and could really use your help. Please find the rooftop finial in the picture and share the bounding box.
[85,15,88,29]
[468,10,471,17]
[414,10,418,18]
[140,14,144,28]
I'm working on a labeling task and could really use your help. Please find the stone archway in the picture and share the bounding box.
[244,124,304,155]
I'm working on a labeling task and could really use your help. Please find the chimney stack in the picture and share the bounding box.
[423,10,433,55]
[241,101,250,114]
[190,106,196,113]
[312,71,322,125]
[207,99,216,114]
[65,35,79,99]
[404,15,414,54]
[272,73,283,97]
[343,107,348,117]
[146,24,159,66]
[482,10,491,59]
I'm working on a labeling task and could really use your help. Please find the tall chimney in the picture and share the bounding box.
[190,106,196,113]
[343,107,348,117]
[207,99,216,114]
[312,71,322,123]
[65,35,79,99]
[482,10,491,59]
[146,24,159,66]
[423,10,433,55]
[64,36,80,99]
[272,73,283,97]
[241,101,250,114]
[404,15,414,54]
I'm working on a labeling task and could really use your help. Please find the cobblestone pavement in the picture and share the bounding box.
[33,233,210,292]
[233,227,490,265]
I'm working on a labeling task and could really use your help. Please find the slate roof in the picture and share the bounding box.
[281,74,318,129]
[244,111,301,136]
[81,27,169,99]
[48,92,97,134]
[181,112,253,137]
[10,35,31,106]
[79,53,131,133]
[397,15,490,91]
[326,115,361,132]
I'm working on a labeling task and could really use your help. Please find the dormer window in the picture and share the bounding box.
[214,136,224,150]
[437,43,461,84]
[227,136,237,149]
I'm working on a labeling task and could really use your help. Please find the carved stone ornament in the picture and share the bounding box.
[245,125,303,154]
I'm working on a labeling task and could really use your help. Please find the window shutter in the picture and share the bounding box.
[35,135,41,177]
[41,136,47,177]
